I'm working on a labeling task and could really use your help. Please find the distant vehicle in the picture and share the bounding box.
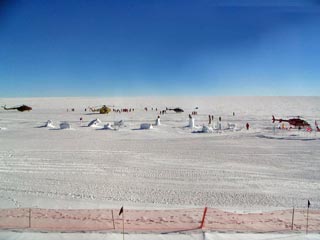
[89,105,111,114]
[272,115,310,128]
[166,107,184,113]
[2,105,32,112]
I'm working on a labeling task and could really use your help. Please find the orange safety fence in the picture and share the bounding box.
[0,207,319,233]
[203,208,320,232]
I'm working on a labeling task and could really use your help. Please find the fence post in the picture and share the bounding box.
[200,207,208,229]
[29,208,31,228]
[306,206,310,234]
[111,210,115,229]
[291,207,295,230]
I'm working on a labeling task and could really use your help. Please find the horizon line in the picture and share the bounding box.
[1,95,319,99]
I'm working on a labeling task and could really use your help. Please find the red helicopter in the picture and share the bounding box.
[272,115,310,128]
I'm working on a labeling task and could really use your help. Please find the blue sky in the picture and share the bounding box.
[1,0,320,97]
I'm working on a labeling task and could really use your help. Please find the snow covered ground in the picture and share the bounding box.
[0,96,319,239]
[1,232,320,240]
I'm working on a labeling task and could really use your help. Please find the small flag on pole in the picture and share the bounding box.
[119,206,124,216]
[119,206,125,240]
[306,200,311,234]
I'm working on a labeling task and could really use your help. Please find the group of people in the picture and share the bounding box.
[159,109,167,115]
[113,108,134,113]
[144,107,158,111]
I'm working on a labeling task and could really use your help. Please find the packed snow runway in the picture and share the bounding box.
[0,97,319,211]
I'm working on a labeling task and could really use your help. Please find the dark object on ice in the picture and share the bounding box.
[246,122,249,130]
[3,105,32,112]
[166,107,184,113]
[272,115,310,128]
[316,121,320,132]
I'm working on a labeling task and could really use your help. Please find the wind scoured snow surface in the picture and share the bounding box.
[0,97,319,239]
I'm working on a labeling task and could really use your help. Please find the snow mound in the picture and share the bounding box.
[114,120,124,128]
[194,124,242,133]
[140,123,153,130]
[44,120,55,128]
[103,123,114,130]
[225,123,241,131]
[202,125,214,133]
[192,125,214,133]
[213,122,222,130]
[60,121,71,129]
[227,122,236,130]
[88,118,101,127]
[0,127,7,130]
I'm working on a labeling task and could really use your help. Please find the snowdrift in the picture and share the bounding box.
[44,120,55,128]
[88,118,101,127]
[103,123,114,130]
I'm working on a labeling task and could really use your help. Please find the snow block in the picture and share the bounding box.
[140,123,153,129]
[60,121,71,129]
